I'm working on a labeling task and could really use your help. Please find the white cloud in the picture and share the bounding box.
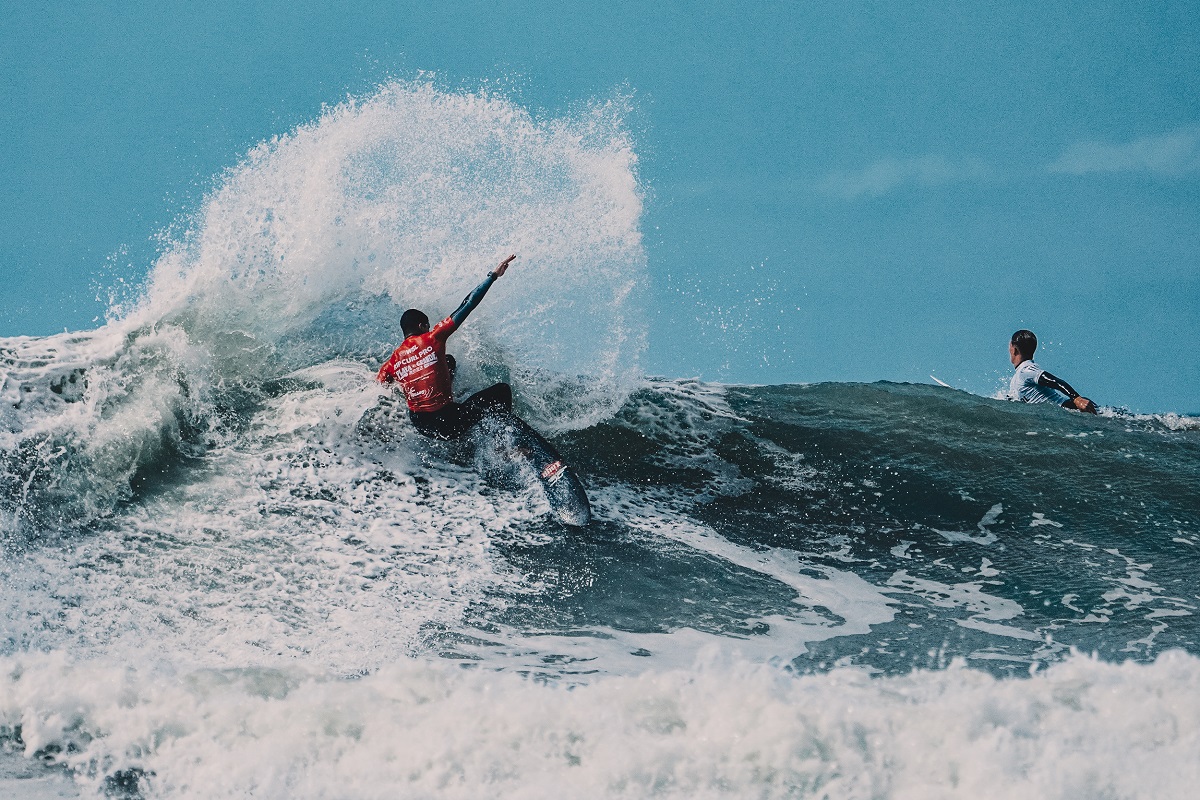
[815,155,991,200]
[1048,124,1200,176]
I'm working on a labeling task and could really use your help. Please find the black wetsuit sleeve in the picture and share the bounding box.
[449,273,498,328]
[1037,370,1079,401]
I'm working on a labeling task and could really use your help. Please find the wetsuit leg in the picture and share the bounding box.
[408,408,460,440]
[457,383,512,423]
[408,384,512,441]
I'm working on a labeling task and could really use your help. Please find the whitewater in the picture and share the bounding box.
[2,83,1199,799]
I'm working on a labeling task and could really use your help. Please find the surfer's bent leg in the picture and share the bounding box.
[458,383,513,424]
[408,384,510,440]
[409,405,472,440]
[408,409,450,440]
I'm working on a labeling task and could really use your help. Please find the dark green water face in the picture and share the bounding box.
[469,381,1200,677]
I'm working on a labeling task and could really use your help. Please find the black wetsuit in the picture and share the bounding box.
[409,382,513,440]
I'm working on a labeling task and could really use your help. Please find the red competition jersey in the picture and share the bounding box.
[377,316,458,412]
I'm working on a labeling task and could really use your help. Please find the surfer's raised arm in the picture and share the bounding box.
[449,254,516,329]
[1007,329,1098,414]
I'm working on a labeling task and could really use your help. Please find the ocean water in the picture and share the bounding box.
[3,82,1199,799]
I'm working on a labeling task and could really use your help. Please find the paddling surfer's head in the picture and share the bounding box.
[401,309,430,337]
[1009,329,1037,367]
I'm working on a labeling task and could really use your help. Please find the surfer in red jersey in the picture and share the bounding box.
[377,255,516,439]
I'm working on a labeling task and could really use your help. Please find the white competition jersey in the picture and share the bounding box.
[1009,360,1062,404]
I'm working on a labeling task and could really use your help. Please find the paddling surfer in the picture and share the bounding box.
[377,255,516,438]
[1008,329,1097,414]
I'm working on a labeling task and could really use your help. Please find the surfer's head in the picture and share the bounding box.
[1010,329,1037,366]
[401,309,430,337]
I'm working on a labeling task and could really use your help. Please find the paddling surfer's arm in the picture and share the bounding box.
[448,254,516,329]
[1037,371,1097,414]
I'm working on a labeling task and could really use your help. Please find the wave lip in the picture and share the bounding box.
[131,80,647,431]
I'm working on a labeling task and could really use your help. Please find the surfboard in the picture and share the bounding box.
[363,392,591,526]
[500,415,591,527]
[930,374,953,388]
[472,417,595,527]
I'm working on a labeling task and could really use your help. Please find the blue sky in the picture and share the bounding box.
[2,1,1197,411]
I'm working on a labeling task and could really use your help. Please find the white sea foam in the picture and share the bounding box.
[1113,409,1200,432]
[2,649,1199,799]
[0,361,546,673]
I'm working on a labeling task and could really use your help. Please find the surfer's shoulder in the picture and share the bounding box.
[1016,360,1043,379]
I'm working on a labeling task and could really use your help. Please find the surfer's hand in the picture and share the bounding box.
[493,254,516,277]
[1073,396,1097,414]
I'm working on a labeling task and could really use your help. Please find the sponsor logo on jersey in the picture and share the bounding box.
[398,346,437,379]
